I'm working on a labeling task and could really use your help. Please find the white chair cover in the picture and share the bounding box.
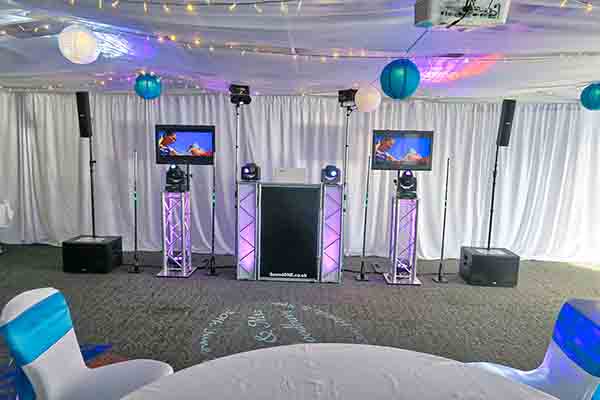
[471,298,600,400]
[0,288,173,400]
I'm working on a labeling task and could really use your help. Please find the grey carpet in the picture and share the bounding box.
[0,244,599,372]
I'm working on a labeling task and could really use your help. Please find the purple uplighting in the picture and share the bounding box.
[321,185,342,280]
[161,191,193,276]
[237,184,258,277]
[413,54,502,84]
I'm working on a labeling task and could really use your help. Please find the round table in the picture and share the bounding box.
[122,344,557,400]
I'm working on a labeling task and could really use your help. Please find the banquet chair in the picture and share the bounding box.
[0,288,173,400]
[0,200,13,255]
[470,298,600,400]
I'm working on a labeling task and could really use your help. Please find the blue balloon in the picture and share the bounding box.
[581,83,600,110]
[380,59,420,100]
[134,73,162,100]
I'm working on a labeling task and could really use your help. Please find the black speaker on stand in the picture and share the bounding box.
[76,91,97,237]
[76,91,93,138]
[487,99,516,250]
[63,92,122,273]
[460,99,520,286]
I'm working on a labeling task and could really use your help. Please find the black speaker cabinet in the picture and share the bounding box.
[259,184,321,281]
[62,236,122,273]
[460,246,519,287]
[76,91,93,138]
[496,99,516,147]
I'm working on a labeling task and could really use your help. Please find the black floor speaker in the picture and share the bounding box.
[63,236,123,273]
[459,246,519,287]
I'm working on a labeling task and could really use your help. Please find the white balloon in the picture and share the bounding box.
[58,25,99,65]
[355,85,382,113]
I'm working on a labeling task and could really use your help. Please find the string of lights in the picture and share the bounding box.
[56,0,598,61]
[111,0,297,5]
[102,26,600,63]
[560,0,594,12]
[0,79,594,101]
[2,20,598,65]
[66,0,595,14]
[1,15,599,65]
[68,0,300,12]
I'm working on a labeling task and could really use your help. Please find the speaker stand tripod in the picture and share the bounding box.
[129,150,142,273]
[355,155,372,281]
[487,143,501,250]
[232,102,243,275]
[433,157,450,283]
[204,161,218,275]
[88,131,97,238]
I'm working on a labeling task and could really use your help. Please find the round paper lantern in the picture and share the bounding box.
[355,85,382,113]
[581,83,600,110]
[380,59,420,100]
[58,25,99,65]
[135,73,162,100]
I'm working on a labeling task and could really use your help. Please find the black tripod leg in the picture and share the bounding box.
[208,255,217,275]
[355,259,370,281]
[432,262,448,283]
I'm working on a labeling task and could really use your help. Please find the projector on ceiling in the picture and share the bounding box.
[415,0,512,29]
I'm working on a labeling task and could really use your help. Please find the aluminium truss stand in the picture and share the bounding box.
[158,190,197,278]
[236,182,259,280]
[383,194,421,286]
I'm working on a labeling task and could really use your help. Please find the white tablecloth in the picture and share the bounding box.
[122,344,557,400]
[0,201,13,228]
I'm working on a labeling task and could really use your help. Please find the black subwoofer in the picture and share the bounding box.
[62,236,123,273]
[459,246,519,287]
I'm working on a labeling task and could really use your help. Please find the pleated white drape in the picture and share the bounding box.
[1,92,598,263]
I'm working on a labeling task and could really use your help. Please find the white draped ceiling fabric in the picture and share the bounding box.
[1,92,599,263]
[0,0,600,100]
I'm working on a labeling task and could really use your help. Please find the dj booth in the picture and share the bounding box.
[236,182,343,283]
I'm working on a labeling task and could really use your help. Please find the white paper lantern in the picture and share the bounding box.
[355,85,382,113]
[58,25,99,65]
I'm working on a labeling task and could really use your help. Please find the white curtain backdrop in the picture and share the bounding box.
[1,92,599,263]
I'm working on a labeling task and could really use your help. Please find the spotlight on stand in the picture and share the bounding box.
[338,88,357,109]
[230,84,252,105]
[321,165,341,184]
[396,170,417,199]
[165,165,188,192]
[241,163,261,181]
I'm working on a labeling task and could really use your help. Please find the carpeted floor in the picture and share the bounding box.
[0,244,598,372]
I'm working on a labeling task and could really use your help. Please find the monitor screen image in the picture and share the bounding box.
[155,125,215,165]
[371,130,434,171]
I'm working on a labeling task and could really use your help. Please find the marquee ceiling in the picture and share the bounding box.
[0,0,598,100]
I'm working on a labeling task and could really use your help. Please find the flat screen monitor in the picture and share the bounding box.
[155,125,215,165]
[371,130,433,171]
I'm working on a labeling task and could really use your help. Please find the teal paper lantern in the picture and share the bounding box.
[581,83,600,110]
[380,59,420,100]
[135,73,162,100]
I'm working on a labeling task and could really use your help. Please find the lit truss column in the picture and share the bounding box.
[158,191,196,278]
[237,182,259,280]
[320,184,343,283]
[384,197,421,286]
